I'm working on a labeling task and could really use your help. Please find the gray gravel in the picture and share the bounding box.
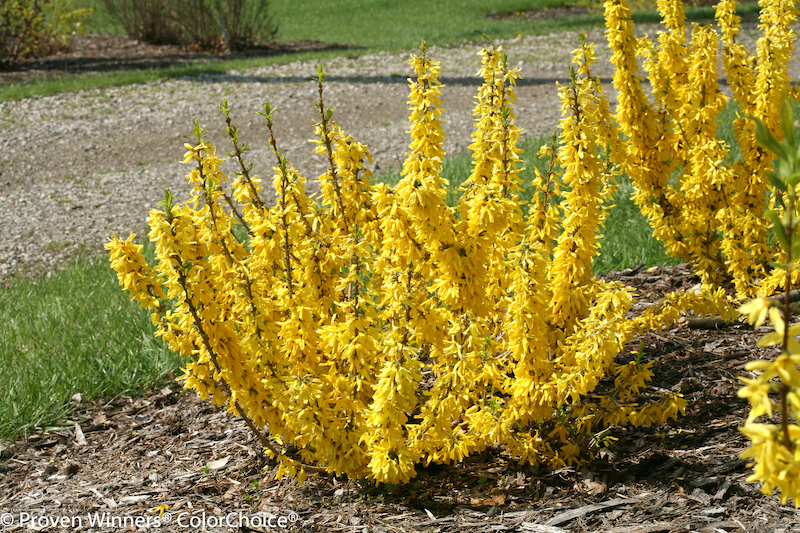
[0,23,795,280]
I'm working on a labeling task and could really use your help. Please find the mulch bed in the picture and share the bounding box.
[2,263,799,532]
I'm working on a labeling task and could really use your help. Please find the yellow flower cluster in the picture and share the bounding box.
[739,299,800,507]
[604,0,798,298]
[107,43,717,484]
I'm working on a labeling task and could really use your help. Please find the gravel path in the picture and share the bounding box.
[0,23,795,280]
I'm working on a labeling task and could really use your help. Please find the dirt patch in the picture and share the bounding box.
[2,264,799,532]
[0,33,361,85]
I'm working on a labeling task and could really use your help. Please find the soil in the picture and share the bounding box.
[2,31,800,533]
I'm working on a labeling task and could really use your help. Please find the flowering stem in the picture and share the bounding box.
[221,104,265,211]
[784,212,792,352]
[316,72,350,235]
[280,161,295,299]
[263,115,315,238]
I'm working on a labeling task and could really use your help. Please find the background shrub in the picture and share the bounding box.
[0,0,91,68]
[100,0,278,51]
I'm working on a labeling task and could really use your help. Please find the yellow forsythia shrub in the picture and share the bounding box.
[107,43,732,484]
[604,0,798,298]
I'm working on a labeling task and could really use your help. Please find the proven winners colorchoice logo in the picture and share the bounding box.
[1,510,300,529]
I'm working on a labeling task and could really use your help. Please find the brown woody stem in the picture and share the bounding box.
[781,207,793,451]
[316,77,350,234]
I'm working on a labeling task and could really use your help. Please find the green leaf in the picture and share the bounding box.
[780,94,795,149]
[787,172,800,188]
[780,157,794,180]
[767,171,787,192]
[157,189,174,220]
[258,102,274,123]
[769,260,788,270]
[796,135,800,161]
[192,121,203,143]
[752,116,788,160]
[766,209,789,250]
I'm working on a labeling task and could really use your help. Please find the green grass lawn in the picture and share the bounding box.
[76,0,597,46]
[74,0,760,49]
[0,253,180,442]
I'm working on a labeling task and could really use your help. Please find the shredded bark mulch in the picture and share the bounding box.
[2,264,800,532]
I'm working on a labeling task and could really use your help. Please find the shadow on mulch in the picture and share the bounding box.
[0,33,362,85]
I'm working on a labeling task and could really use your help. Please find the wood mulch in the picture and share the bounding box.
[2,263,800,532]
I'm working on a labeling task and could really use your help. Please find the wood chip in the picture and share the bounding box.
[520,524,569,533]
[74,423,87,446]
[545,497,641,526]
[102,497,118,509]
[207,456,230,470]
[682,316,739,329]
[605,523,673,533]
[713,479,733,501]
[118,495,150,504]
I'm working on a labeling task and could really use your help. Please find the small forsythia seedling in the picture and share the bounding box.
[107,42,734,484]
[738,98,800,508]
